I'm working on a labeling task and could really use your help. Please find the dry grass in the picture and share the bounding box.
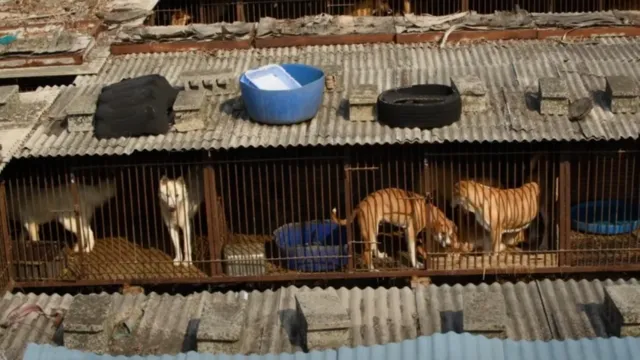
[64,237,207,281]
[569,230,640,266]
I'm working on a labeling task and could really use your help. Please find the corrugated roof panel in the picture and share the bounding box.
[24,332,640,360]
[2,280,639,360]
[23,343,338,360]
[17,38,640,158]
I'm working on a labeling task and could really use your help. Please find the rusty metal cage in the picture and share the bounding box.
[147,0,640,25]
[1,143,639,287]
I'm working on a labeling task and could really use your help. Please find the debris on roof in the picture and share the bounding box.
[394,10,635,35]
[0,24,96,69]
[116,23,256,44]
[256,14,395,38]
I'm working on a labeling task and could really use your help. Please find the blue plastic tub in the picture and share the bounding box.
[570,200,640,235]
[243,64,301,91]
[239,63,325,125]
[273,220,348,272]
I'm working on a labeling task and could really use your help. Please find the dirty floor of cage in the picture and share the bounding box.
[229,234,560,273]
[64,237,207,281]
[569,230,640,266]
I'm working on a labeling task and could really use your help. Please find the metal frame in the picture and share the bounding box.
[0,143,638,288]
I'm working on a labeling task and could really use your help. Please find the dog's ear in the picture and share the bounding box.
[176,176,185,185]
[160,175,169,185]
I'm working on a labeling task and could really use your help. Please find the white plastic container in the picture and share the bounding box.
[242,64,302,91]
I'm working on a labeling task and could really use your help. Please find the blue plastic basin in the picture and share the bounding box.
[570,200,640,235]
[273,220,348,272]
[239,64,325,125]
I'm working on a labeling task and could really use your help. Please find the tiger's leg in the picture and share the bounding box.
[362,230,375,271]
[406,224,417,268]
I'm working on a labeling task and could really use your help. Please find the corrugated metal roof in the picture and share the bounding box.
[22,332,640,360]
[0,45,109,80]
[14,37,640,158]
[1,278,637,360]
[0,88,61,171]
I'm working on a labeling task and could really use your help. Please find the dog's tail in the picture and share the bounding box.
[330,208,358,226]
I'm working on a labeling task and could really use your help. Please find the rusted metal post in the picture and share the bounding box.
[70,173,85,279]
[461,0,469,12]
[421,157,431,271]
[343,149,354,272]
[0,181,15,284]
[558,155,571,267]
[236,2,245,22]
[203,164,222,276]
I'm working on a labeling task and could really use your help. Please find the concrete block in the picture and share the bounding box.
[173,90,210,132]
[349,84,378,122]
[66,94,98,116]
[197,299,247,354]
[605,76,639,114]
[67,115,94,132]
[463,291,507,339]
[174,90,207,112]
[64,294,113,354]
[66,94,99,132]
[451,75,488,112]
[180,69,239,95]
[538,77,568,115]
[296,289,351,351]
[322,65,341,92]
[604,284,640,337]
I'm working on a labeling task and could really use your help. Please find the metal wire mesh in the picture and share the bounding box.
[147,0,640,24]
[1,145,637,286]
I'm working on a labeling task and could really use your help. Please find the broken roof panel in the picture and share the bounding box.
[0,279,637,360]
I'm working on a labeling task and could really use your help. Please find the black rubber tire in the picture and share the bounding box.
[377,84,462,129]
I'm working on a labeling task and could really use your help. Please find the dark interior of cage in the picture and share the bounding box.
[147,0,639,25]
[3,143,639,279]
[0,147,556,276]
[568,151,640,266]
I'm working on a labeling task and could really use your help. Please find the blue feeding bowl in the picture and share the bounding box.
[239,64,325,125]
[274,220,348,272]
[571,200,640,235]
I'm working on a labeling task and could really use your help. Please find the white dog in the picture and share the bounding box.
[158,169,204,267]
[6,179,117,253]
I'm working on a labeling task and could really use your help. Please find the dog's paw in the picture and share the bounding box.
[181,261,192,267]
[173,258,182,266]
[73,244,79,253]
[415,261,424,268]
[377,251,388,259]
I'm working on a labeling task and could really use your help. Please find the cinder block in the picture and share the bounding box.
[538,77,568,116]
[603,284,640,337]
[463,291,507,339]
[349,84,378,122]
[296,289,351,351]
[197,298,247,354]
[64,294,113,354]
[605,76,639,114]
[451,75,488,112]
